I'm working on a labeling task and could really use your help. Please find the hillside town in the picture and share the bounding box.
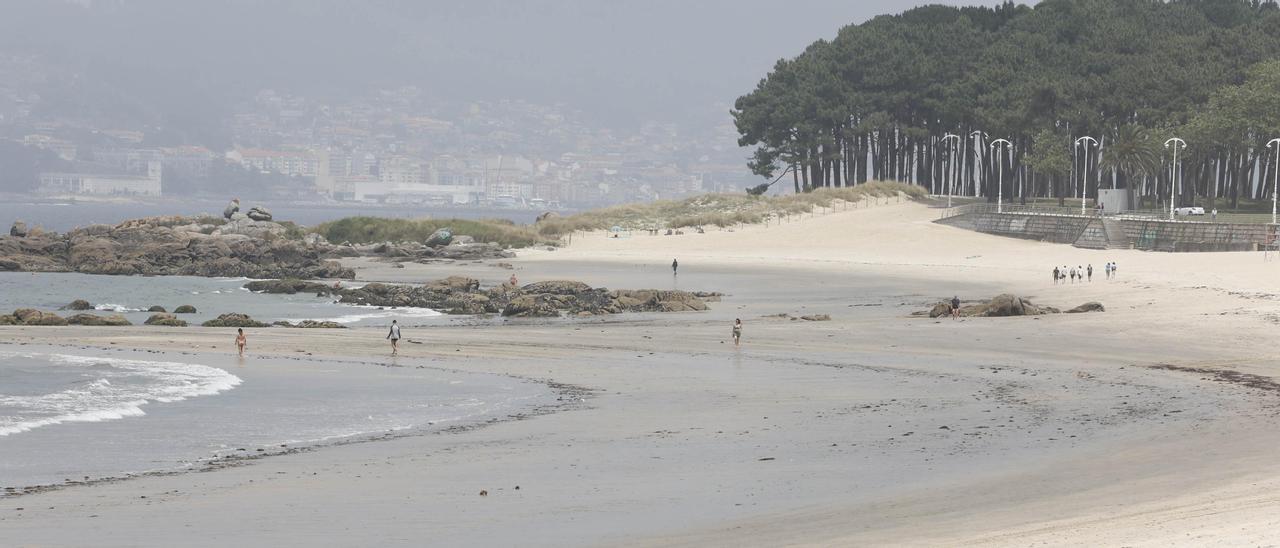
[1,75,751,209]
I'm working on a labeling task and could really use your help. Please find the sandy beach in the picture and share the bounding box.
[4,199,1280,547]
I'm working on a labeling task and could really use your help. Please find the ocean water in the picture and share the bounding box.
[0,272,443,327]
[0,346,553,489]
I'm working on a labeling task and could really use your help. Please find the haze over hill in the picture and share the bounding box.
[0,0,1003,209]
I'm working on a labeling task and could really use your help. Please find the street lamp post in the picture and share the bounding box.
[1075,136,1098,215]
[970,130,987,198]
[1165,138,1186,220]
[1269,138,1280,225]
[942,133,962,209]
[991,139,1012,214]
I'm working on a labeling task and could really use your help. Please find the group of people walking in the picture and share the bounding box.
[1053,262,1118,285]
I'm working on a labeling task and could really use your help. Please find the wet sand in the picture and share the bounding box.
[3,200,1280,546]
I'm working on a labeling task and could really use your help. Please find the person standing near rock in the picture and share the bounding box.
[672,258,679,276]
[387,320,401,356]
[732,319,743,346]
[951,295,961,319]
[508,273,519,287]
[235,328,247,357]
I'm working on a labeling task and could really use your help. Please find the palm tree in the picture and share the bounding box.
[1099,124,1161,205]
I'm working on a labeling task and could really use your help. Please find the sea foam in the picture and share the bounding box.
[0,352,242,437]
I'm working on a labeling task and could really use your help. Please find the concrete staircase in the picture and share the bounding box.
[1100,217,1130,249]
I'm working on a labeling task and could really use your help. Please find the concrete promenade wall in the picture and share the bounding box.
[935,212,1092,245]
[937,211,1277,252]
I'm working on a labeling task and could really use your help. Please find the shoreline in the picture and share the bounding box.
[0,340,592,499]
[3,200,1280,546]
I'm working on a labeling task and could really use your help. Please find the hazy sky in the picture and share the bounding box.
[0,0,1012,129]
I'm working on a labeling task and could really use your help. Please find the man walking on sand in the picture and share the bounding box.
[951,295,961,319]
[672,258,679,275]
[1053,266,1060,285]
[732,319,743,346]
[1087,264,1093,282]
[387,320,401,356]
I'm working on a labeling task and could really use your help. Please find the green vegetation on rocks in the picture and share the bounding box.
[311,217,549,248]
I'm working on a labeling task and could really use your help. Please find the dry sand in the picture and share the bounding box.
[4,199,1280,547]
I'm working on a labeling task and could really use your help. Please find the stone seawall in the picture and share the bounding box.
[937,212,1277,252]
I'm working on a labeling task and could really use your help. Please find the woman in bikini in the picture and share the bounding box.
[235,328,247,357]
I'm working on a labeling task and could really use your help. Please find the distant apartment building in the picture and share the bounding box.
[38,160,162,197]
[93,148,162,174]
[227,148,318,177]
[160,146,214,179]
[21,134,77,161]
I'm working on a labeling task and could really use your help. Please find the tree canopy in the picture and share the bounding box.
[733,0,1280,209]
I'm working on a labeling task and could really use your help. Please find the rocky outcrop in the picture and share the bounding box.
[173,305,198,314]
[920,295,1103,318]
[10,221,28,237]
[201,313,270,328]
[1066,302,1105,313]
[147,305,167,313]
[244,279,333,295]
[4,309,69,326]
[246,206,273,222]
[0,214,353,279]
[145,313,188,327]
[66,313,132,326]
[247,277,717,318]
[801,314,832,321]
[61,299,94,311]
[273,320,347,329]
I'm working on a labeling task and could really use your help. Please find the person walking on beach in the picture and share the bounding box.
[1087,264,1093,282]
[732,319,743,346]
[1053,266,1060,285]
[1069,266,1077,284]
[235,328,247,357]
[951,295,961,319]
[508,273,518,287]
[672,258,679,275]
[387,320,401,356]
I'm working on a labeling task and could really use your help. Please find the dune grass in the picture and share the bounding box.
[535,181,925,236]
[309,181,924,247]
[311,217,549,248]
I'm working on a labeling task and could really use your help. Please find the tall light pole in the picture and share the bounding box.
[970,130,987,199]
[1165,137,1186,220]
[1269,138,1280,225]
[991,138,1012,214]
[1075,136,1098,215]
[942,133,962,208]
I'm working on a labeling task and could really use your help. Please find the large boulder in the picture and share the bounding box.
[273,320,346,329]
[145,313,188,327]
[61,299,94,311]
[147,305,167,313]
[67,313,132,326]
[425,228,453,247]
[213,218,287,239]
[927,302,952,318]
[244,279,333,295]
[13,309,68,326]
[502,295,561,318]
[1066,302,1105,314]
[173,305,198,314]
[9,220,28,237]
[201,313,270,328]
[521,280,592,295]
[246,206,273,222]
